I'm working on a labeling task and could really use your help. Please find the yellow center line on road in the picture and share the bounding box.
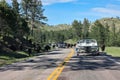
[47,49,75,80]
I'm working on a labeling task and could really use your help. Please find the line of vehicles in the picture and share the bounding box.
[50,42,75,49]
[49,39,100,56]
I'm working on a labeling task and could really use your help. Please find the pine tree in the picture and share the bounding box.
[21,0,47,39]
[0,0,8,7]
[104,23,110,46]
[90,20,106,45]
[12,0,19,14]
[116,28,120,46]
[83,18,90,38]
[72,20,83,39]
[21,0,30,20]
[111,22,116,46]
[0,0,18,36]
[21,0,47,24]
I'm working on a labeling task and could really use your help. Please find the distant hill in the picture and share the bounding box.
[97,17,120,30]
[32,22,72,31]
[42,24,72,31]
[32,17,120,31]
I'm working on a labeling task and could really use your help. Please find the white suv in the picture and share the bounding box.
[76,39,99,54]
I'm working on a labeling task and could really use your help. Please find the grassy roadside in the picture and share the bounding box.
[0,51,30,66]
[105,47,120,57]
[0,48,55,66]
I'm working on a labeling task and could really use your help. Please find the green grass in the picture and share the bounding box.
[106,47,120,57]
[64,39,77,44]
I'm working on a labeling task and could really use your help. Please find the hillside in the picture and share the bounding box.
[33,17,120,31]
[33,22,72,31]
[98,17,120,30]
[43,24,72,31]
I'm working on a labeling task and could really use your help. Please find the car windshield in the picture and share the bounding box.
[86,39,96,43]
[78,39,96,43]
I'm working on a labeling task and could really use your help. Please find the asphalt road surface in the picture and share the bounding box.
[0,48,120,80]
[58,50,120,80]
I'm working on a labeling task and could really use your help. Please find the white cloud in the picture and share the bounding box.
[41,0,77,5]
[92,7,120,15]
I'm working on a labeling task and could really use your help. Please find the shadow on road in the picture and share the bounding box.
[67,53,120,71]
[0,52,64,72]
[1,51,120,72]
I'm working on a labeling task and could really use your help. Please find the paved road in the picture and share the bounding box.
[58,52,120,80]
[0,49,71,80]
[0,48,120,80]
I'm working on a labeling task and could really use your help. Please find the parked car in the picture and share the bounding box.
[75,39,99,55]
[57,42,66,48]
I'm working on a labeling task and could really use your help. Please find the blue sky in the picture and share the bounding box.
[6,0,120,25]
